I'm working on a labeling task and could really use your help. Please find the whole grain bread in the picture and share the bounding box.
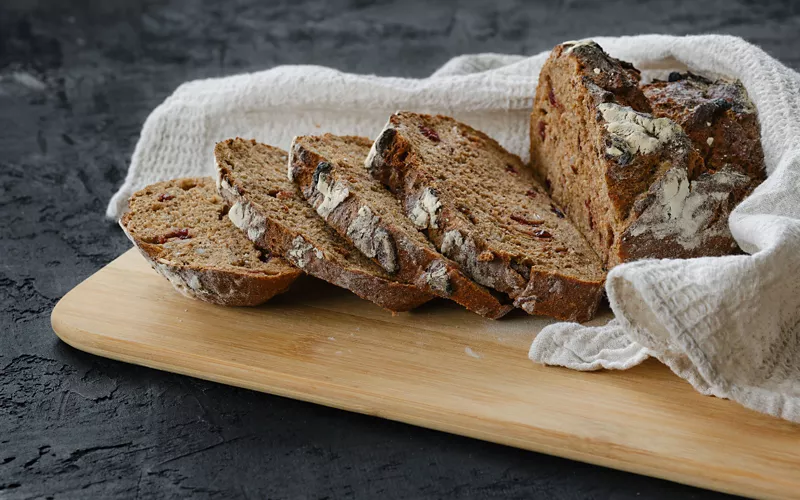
[214,138,433,313]
[120,177,301,306]
[530,41,765,267]
[289,134,513,319]
[366,112,606,322]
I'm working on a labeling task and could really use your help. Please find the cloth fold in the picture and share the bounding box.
[108,34,800,423]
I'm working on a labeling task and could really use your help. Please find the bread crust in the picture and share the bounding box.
[215,139,433,313]
[642,72,765,179]
[290,134,513,319]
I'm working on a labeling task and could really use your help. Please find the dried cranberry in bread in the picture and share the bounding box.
[214,138,433,313]
[530,41,765,267]
[289,134,513,319]
[120,177,301,306]
[366,112,605,322]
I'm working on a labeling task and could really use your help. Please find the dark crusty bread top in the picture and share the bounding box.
[642,72,765,179]
[214,138,433,312]
[368,112,606,284]
[550,40,652,113]
[289,133,513,319]
[120,177,301,306]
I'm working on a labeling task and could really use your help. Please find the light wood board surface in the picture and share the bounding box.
[51,248,800,499]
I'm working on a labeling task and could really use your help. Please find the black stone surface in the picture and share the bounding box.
[2,0,797,498]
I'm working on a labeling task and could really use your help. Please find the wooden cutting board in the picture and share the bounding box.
[51,248,800,499]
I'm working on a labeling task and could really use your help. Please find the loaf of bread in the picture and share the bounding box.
[119,41,767,321]
[214,138,434,313]
[120,177,301,306]
[366,112,606,322]
[530,41,765,267]
[289,134,513,319]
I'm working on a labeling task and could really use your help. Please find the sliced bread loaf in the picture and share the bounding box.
[366,112,606,322]
[530,41,764,267]
[289,134,513,319]
[214,138,434,313]
[120,177,301,306]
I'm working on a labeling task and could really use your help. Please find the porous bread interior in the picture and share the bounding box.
[531,56,625,266]
[296,134,440,253]
[124,177,290,275]
[217,139,395,278]
[393,113,604,281]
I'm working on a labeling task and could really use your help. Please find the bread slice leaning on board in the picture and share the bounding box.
[120,177,301,306]
[365,112,607,322]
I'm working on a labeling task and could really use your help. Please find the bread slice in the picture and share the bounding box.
[289,134,513,319]
[214,138,433,313]
[366,112,605,322]
[530,41,763,267]
[120,177,301,306]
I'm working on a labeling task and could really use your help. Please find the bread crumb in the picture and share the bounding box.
[593,68,601,74]
[464,346,482,359]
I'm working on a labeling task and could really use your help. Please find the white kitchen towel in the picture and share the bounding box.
[108,34,800,423]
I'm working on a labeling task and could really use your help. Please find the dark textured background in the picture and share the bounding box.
[2,0,798,498]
